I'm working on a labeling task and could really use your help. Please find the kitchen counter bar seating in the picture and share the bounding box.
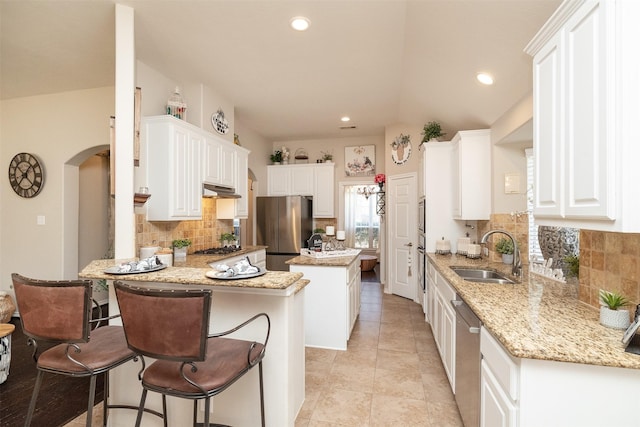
[11,273,147,427]
[114,281,270,427]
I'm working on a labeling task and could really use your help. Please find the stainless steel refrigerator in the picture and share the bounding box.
[256,196,313,271]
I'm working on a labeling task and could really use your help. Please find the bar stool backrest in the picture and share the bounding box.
[114,283,211,362]
[12,273,91,344]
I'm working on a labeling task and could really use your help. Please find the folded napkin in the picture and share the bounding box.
[117,256,162,273]
[213,256,259,278]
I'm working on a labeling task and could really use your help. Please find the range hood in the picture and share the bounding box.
[202,183,241,199]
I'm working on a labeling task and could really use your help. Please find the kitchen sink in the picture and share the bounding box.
[450,267,516,285]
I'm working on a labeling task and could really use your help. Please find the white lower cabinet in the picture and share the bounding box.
[430,265,456,391]
[289,255,361,350]
[480,360,518,427]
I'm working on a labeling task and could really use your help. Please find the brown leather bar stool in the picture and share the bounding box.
[114,281,270,427]
[11,273,143,427]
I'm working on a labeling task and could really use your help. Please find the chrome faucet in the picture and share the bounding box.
[480,229,522,278]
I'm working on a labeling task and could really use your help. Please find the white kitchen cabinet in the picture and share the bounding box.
[425,258,436,324]
[480,325,640,427]
[480,361,518,427]
[204,135,237,189]
[526,0,640,231]
[288,254,361,350]
[451,129,491,220]
[267,163,335,218]
[432,268,456,391]
[312,164,335,218]
[145,116,203,221]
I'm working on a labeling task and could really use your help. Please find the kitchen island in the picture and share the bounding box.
[287,250,361,350]
[427,253,640,427]
[80,255,307,427]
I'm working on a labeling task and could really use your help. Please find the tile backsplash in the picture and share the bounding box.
[135,198,234,255]
[579,230,640,310]
[477,213,530,265]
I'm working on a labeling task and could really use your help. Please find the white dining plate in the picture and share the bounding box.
[205,268,266,280]
[104,264,167,275]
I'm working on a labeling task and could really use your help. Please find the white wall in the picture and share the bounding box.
[490,93,532,214]
[78,154,110,270]
[0,86,115,294]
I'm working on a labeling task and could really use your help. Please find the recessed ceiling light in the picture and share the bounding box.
[341,116,351,122]
[477,72,494,85]
[290,16,310,31]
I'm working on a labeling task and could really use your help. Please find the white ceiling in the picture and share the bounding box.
[0,0,561,142]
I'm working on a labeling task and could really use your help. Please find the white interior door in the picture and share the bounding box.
[388,173,417,299]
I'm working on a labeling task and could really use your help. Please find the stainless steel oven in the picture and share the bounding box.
[417,233,426,313]
[418,197,425,234]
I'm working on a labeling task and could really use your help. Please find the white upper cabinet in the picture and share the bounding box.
[451,130,491,220]
[526,0,640,231]
[267,163,335,218]
[145,116,250,221]
[144,116,203,220]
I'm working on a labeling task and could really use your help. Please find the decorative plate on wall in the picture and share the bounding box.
[390,133,412,165]
[211,108,230,135]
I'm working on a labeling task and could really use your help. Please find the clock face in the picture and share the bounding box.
[8,152,44,198]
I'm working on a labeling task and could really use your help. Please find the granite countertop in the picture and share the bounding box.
[80,253,307,294]
[286,250,361,267]
[428,253,640,370]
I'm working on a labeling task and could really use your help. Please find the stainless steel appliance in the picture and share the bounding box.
[256,196,313,271]
[418,197,426,234]
[417,233,426,314]
[451,295,481,427]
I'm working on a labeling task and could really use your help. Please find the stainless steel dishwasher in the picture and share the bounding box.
[451,295,481,427]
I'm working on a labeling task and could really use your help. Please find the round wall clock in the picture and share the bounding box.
[211,108,230,135]
[8,152,44,198]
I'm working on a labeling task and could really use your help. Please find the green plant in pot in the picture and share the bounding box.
[270,150,282,164]
[495,237,514,264]
[421,121,446,145]
[599,290,631,329]
[564,254,580,278]
[172,238,191,260]
[220,232,238,247]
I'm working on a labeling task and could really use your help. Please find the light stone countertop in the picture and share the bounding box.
[80,253,307,295]
[286,251,361,267]
[428,253,640,370]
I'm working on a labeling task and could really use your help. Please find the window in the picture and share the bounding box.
[345,185,380,250]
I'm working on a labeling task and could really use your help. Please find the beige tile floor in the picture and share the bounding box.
[66,280,463,427]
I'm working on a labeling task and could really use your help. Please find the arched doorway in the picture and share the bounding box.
[63,145,111,303]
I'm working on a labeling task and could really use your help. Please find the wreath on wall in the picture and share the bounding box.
[390,133,411,165]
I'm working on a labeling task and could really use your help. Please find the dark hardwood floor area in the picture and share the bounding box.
[0,316,105,427]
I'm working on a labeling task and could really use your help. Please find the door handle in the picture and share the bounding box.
[405,242,413,247]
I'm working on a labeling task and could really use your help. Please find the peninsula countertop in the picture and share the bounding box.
[80,252,307,295]
[286,249,361,267]
[428,253,640,370]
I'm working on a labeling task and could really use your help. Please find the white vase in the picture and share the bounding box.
[600,306,630,329]
[502,253,514,264]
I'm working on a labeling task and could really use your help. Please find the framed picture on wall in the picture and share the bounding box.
[345,145,375,176]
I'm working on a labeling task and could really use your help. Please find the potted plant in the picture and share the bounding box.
[421,121,446,145]
[564,254,580,278]
[172,238,191,260]
[270,150,282,165]
[599,290,631,329]
[220,232,238,247]
[321,150,333,163]
[495,237,514,264]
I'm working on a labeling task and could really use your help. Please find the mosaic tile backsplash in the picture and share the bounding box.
[135,198,234,255]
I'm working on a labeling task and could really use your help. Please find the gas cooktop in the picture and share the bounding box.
[194,246,242,255]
